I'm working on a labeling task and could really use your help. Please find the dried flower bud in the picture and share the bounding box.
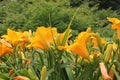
[25,59,31,64]
[8,69,14,76]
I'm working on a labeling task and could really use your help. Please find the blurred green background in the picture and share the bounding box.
[0,0,120,37]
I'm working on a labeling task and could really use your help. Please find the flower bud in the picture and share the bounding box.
[86,27,92,33]
[20,52,25,64]
[40,66,47,80]
[8,69,14,76]
[104,44,113,63]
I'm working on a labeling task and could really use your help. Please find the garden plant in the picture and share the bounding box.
[0,0,120,80]
[0,17,120,80]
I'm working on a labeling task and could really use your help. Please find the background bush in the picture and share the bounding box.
[0,0,119,37]
[70,0,120,10]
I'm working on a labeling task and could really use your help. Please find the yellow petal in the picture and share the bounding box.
[28,26,58,50]
[107,17,120,24]
[68,43,89,59]
[67,28,95,59]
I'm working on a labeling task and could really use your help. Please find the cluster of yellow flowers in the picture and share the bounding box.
[0,17,120,80]
[0,26,71,56]
[0,18,119,59]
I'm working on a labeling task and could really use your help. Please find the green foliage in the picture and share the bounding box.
[71,3,119,33]
[69,0,83,7]
[70,0,120,10]
[0,22,120,80]
[0,0,119,37]
[96,26,115,38]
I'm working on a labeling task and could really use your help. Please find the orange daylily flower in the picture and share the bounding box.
[68,28,95,59]
[28,26,58,50]
[107,17,120,39]
[0,39,13,57]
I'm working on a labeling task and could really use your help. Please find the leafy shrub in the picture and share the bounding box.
[0,0,119,37]
[70,0,120,10]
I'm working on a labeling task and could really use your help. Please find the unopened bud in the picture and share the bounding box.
[40,66,47,80]
[28,69,39,80]
[86,27,92,33]
[20,52,25,64]
[94,33,102,49]
[104,44,113,63]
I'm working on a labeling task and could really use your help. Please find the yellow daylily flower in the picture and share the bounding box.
[35,27,57,43]
[107,17,120,39]
[68,42,89,59]
[68,28,95,59]
[28,26,72,50]
[28,26,58,50]
[0,39,13,57]
[28,36,46,50]
[2,29,20,45]
[2,29,30,48]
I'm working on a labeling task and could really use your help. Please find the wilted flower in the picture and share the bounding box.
[109,70,114,80]
[13,76,30,80]
[8,69,14,76]
[99,62,111,80]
